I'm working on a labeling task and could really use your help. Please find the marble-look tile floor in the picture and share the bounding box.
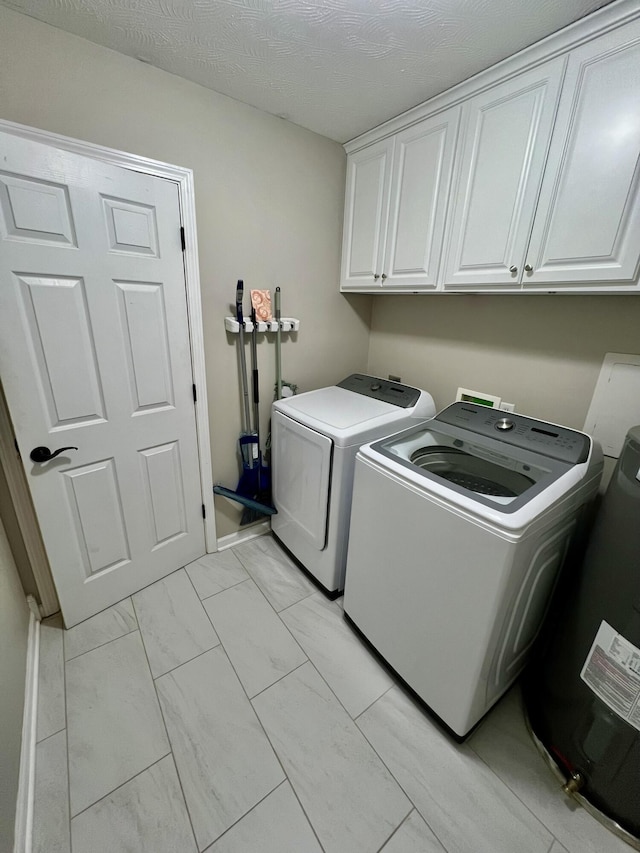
[33,534,631,853]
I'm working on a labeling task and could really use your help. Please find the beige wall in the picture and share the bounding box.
[0,6,371,538]
[367,295,640,429]
[3,6,638,545]
[0,517,30,853]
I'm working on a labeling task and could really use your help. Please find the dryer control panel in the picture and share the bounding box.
[337,374,421,408]
[436,403,590,464]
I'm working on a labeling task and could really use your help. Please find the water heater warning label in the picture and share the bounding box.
[581,621,640,732]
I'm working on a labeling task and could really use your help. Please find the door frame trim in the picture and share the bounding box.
[0,385,59,616]
[0,120,217,587]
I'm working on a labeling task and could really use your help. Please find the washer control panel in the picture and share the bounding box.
[337,374,420,408]
[436,402,590,464]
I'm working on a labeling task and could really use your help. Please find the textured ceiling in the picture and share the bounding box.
[1,0,615,142]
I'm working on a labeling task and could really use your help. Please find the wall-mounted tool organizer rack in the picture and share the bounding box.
[224,317,300,333]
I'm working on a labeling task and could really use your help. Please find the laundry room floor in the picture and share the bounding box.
[33,534,630,853]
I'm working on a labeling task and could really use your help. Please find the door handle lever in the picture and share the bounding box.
[30,445,78,463]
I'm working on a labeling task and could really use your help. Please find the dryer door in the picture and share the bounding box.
[272,410,332,550]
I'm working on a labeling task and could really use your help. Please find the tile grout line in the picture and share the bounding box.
[151,642,221,682]
[195,546,314,696]
[373,810,417,853]
[275,589,397,723]
[354,684,395,723]
[200,605,325,852]
[229,541,417,845]
[34,725,65,746]
[134,569,222,678]
[64,625,139,664]
[467,697,563,848]
[244,639,407,853]
[246,658,310,702]
[353,692,450,853]
[286,614,391,724]
[277,777,328,853]
[279,660,413,853]
[196,574,251,602]
[232,536,317,612]
[216,572,313,679]
[208,641,325,850]
[180,567,234,676]
[204,778,327,853]
[67,752,173,824]
[197,779,290,851]
[232,542,391,719]
[130,594,201,853]
[231,650,326,853]
[277,589,340,618]
[143,561,317,848]
[183,564,232,634]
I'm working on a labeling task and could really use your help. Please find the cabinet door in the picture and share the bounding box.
[340,138,393,290]
[524,21,640,287]
[442,58,565,288]
[383,107,461,290]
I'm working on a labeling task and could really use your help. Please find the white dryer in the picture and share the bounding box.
[343,402,603,739]
[271,374,435,595]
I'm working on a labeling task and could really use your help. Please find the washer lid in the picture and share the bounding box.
[273,386,411,444]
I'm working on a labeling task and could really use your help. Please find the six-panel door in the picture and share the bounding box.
[0,131,205,626]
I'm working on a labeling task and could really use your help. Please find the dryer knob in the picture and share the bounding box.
[495,417,515,431]
[370,383,381,391]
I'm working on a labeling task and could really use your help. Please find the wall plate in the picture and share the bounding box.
[455,387,502,408]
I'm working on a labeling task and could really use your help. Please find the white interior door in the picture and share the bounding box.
[0,131,206,626]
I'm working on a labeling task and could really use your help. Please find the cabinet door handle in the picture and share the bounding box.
[524,264,533,273]
[509,265,518,274]
[381,273,387,281]
[373,273,380,280]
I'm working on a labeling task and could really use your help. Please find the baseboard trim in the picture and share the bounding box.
[216,520,271,551]
[13,597,41,853]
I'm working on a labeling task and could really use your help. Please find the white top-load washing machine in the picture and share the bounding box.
[271,374,435,595]
[343,402,603,739]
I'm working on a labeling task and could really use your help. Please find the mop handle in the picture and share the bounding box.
[275,287,282,400]
[250,306,260,441]
[236,281,251,433]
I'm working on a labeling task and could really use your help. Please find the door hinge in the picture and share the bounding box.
[14,438,21,459]
[202,504,206,519]
[192,384,197,403]
[180,226,186,252]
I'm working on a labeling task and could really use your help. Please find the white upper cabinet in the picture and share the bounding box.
[441,58,566,288]
[382,107,460,290]
[340,107,460,291]
[341,138,393,289]
[340,4,640,294]
[524,20,640,288]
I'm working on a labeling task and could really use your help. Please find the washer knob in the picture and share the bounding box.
[370,383,381,392]
[495,417,515,431]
